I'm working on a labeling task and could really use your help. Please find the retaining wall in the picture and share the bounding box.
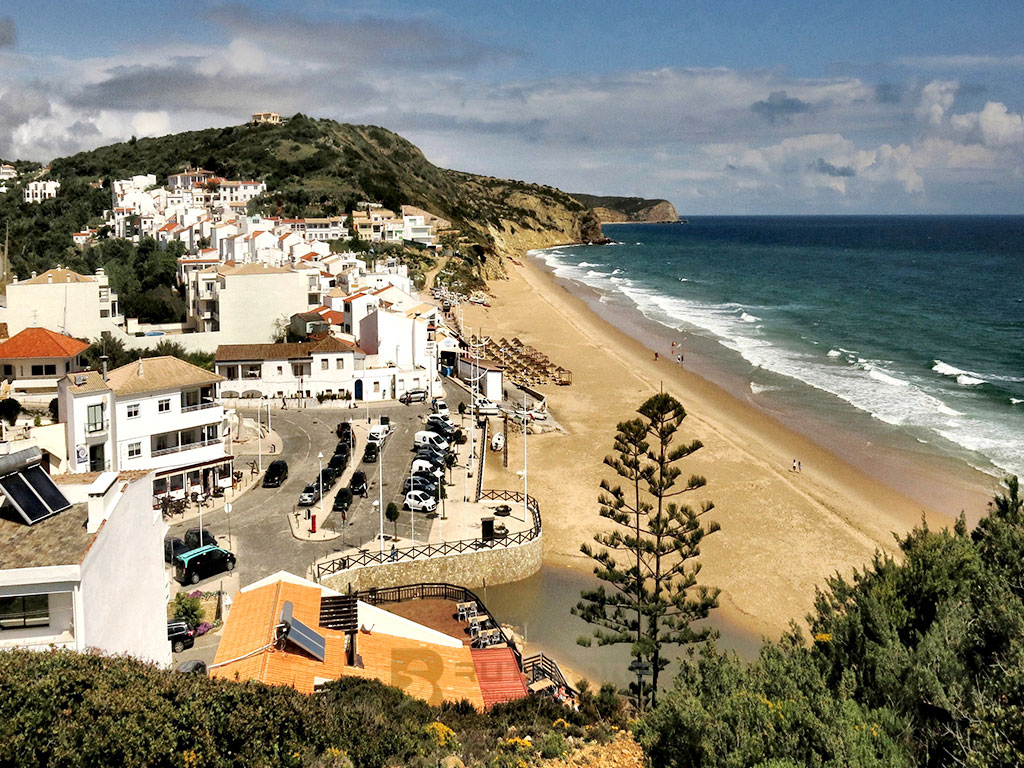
[321,532,542,592]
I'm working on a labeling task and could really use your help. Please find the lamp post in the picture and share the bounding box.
[377,444,384,554]
[522,393,528,521]
[256,405,263,473]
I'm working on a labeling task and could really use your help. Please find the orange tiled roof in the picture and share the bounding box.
[0,327,89,359]
[211,580,486,707]
[472,648,529,708]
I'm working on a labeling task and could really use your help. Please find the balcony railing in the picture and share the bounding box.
[151,437,222,457]
[181,400,219,413]
[86,419,109,435]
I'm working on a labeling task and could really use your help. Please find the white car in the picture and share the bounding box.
[404,490,438,513]
[474,398,500,416]
[433,399,450,417]
[367,423,391,446]
[411,458,443,477]
[490,432,505,452]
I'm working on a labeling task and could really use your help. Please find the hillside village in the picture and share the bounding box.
[0,114,589,756]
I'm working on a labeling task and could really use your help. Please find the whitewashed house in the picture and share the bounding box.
[57,356,232,502]
[23,180,60,203]
[4,268,125,338]
[0,447,171,667]
[0,328,89,396]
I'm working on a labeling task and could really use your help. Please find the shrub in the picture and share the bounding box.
[539,729,566,759]
[173,592,203,627]
[0,398,20,426]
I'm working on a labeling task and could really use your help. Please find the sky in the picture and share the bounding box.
[1,0,1023,214]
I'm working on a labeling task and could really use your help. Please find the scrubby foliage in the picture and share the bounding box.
[82,336,215,372]
[637,477,1024,768]
[0,650,613,768]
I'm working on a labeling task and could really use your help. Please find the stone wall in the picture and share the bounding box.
[322,533,542,592]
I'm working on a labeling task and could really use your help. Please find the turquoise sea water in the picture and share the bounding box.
[533,216,1024,481]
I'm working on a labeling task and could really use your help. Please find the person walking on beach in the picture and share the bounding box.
[654,351,660,361]
[792,459,797,472]
[676,353,683,365]
[798,460,802,472]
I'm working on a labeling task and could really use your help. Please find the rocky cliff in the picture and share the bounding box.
[569,194,679,223]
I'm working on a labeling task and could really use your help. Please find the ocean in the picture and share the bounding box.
[533,216,1024,484]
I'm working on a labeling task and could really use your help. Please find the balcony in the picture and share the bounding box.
[85,419,109,435]
[181,400,219,413]
[151,437,222,457]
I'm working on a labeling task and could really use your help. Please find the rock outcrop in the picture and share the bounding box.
[570,194,679,223]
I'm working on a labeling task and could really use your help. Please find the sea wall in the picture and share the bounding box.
[321,533,542,592]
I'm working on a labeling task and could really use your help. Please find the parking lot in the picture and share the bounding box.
[167,385,474,590]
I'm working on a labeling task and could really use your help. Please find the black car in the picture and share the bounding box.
[336,421,353,440]
[403,476,437,494]
[399,389,428,404]
[167,619,196,653]
[425,422,456,439]
[319,467,338,489]
[362,442,379,463]
[349,470,368,496]
[411,470,441,487]
[164,537,190,564]
[334,440,352,460]
[327,453,348,474]
[184,527,217,550]
[262,459,289,488]
[332,488,354,513]
[174,545,236,585]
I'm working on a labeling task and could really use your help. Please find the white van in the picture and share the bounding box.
[414,430,449,452]
[368,424,391,446]
[411,458,443,477]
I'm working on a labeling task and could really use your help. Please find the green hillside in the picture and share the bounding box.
[569,193,679,222]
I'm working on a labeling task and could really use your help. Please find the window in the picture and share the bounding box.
[44,364,56,376]
[86,403,104,433]
[128,442,141,458]
[31,365,43,376]
[126,403,139,418]
[276,366,283,375]
[373,382,380,393]
[0,594,49,629]
[336,358,344,370]
[2,365,11,376]
[158,399,170,413]
[99,309,109,318]
[321,359,329,371]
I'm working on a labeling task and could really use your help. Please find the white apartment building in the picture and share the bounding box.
[4,267,125,338]
[186,262,310,342]
[57,356,232,503]
[302,217,348,241]
[23,180,60,203]
[0,164,17,180]
[0,447,171,667]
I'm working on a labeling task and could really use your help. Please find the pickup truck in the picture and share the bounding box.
[474,398,500,416]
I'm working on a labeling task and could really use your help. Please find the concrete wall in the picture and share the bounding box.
[322,533,542,593]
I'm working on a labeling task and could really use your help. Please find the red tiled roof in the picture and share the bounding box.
[471,648,529,708]
[0,327,89,359]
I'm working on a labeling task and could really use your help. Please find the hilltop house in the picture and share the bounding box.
[0,328,89,396]
[0,447,170,667]
[22,180,60,203]
[0,164,17,180]
[57,356,232,503]
[4,267,125,339]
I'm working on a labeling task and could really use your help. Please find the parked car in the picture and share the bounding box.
[367,423,391,446]
[327,453,348,474]
[298,484,322,506]
[332,488,354,513]
[164,537,190,564]
[349,470,368,496]
[404,490,438,514]
[474,397,500,416]
[400,388,428,404]
[414,453,445,472]
[362,442,379,463]
[336,421,353,440]
[415,445,449,464]
[184,527,217,550]
[403,476,438,494]
[491,432,505,452]
[426,414,455,431]
[424,420,456,439]
[321,466,339,486]
[176,659,208,675]
[167,619,196,653]
[414,430,449,452]
[432,399,450,417]
[334,440,352,459]
[174,545,236,585]
[411,458,443,478]
[262,459,289,488]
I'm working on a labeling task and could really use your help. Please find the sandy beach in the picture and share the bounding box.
[464,252,996,641]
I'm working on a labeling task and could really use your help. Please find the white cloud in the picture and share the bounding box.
[917,80,958,126]
[897,54,1024,69]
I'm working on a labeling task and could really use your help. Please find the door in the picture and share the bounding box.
[354,380,363,400]
[88,444,105,472]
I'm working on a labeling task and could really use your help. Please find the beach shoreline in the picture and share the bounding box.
[466,245,997,642]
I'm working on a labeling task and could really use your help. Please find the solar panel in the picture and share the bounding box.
[22,466,71,514]
[288,617,327,661]
[319,595,359,632]
[0,472,55,525]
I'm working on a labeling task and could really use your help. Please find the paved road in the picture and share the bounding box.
[167,388,474,588]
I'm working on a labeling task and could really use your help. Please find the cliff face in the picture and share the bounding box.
[571,193,679,223]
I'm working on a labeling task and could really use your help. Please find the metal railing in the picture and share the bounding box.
[181,400,219,413]
[522,653,578,697]
[151,437,221,457]
[313,489,542,582]
[357,582,521,668]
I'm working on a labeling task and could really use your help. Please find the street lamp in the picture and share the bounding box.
[373,500,383,556]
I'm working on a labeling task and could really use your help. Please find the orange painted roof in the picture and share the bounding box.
[472,648,529,708]
[0,327,89,359]
[211,580,485,708]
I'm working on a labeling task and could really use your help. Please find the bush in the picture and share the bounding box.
[172,593,203,627]
[0,398,20,426]
[539,729,566,759]
[48,397,59,422]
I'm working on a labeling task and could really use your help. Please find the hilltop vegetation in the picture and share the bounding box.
[0,115,600,284]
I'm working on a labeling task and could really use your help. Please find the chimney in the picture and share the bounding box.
[100,355,109,381]
[137,358,144,376]
[86,472,120,534]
